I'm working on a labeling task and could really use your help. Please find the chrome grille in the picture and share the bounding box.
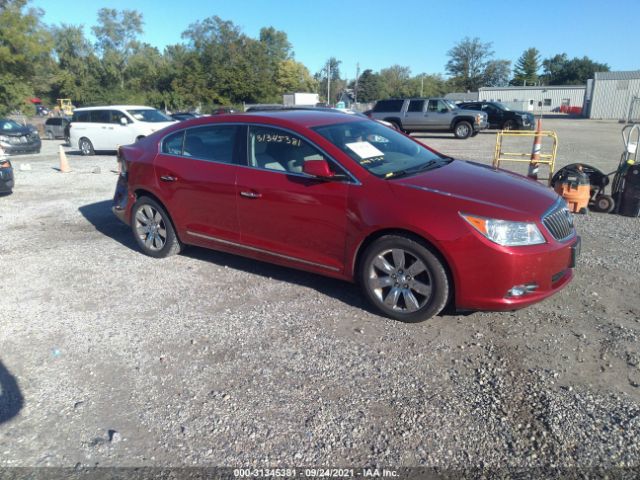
[542,202,574,241]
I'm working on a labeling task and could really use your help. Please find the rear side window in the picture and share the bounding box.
[162,125,239,164]
[46,118,61,126]
[407,100,425,112]
[162,130,184,155]
[373,99,404,112]
[72,111,90,122]
[461,103,481,110]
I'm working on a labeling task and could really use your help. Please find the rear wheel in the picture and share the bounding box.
[359,235,449,323]
[454,121,472,139]
[131,196,182,258]
[79,138,94,156]
[45,131,54,140]
[502,119,518,130]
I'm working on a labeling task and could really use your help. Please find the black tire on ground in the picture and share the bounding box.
[453,121,472,139]
[65,136,70,146]
[386,120,403,132]
[592,194,615,213]
[131,196,182,258]
[79,138,95,156]
[45,131,54,140]
[502,119,518,130]
[359,235,450,323]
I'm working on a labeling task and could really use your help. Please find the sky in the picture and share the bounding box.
[32,0,639,81]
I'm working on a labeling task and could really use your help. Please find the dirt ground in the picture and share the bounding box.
[1,117,640,476]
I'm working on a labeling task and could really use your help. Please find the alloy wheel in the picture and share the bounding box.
[367,248,432,312]
[135,205,168,251]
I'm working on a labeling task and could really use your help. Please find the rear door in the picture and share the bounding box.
[154,124,242,243]
[235,125,350,273]
[403,99,426,130]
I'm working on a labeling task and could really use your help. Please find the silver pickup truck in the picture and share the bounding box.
[368,98,489,139]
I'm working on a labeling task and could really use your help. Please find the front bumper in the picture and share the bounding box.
[474,120,489,131]
[449,233,579,311]
[1,141,41,154]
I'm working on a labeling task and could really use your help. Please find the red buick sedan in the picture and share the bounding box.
[113,110,579,322]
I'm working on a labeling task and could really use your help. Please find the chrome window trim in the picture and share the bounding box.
[186,230,340,272]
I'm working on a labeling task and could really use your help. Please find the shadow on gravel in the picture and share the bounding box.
[0,361,23,424]
[78,200,136,251]
[79,200,461,317]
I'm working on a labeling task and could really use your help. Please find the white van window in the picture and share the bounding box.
[126,109,172,123]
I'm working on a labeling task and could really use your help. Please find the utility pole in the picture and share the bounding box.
[354,62,360,105]
[327,63,331,106]
[420,74,424,97]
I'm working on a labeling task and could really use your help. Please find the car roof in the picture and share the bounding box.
[203,109,363,129]
[73,105,156,111]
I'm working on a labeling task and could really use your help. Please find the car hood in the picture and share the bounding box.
[1,125,32,136]
[392,159,559,217]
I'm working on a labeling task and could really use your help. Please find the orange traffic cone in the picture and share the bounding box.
[59,145,71,173]
[527,119,542,180]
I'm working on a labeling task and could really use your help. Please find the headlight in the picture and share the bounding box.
[461,214,546,246]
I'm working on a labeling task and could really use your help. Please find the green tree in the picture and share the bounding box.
[276,59,316,94]
[379,65,412,98]
[445,37,510,91]
[511,48,541,86]
[316,57,342,104]
[0,0,52,114]
[92,8,143,90]
[541,54,609,85]
[356,69,383,102]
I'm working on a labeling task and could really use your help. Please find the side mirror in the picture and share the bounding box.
[120,117,128,126]
[303,159,335,179]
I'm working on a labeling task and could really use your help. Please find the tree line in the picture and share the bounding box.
[0,1,611,116]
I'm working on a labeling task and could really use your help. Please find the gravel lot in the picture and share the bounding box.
[1,118,640,475]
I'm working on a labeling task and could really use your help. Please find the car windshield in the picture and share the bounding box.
[0,119,23,132]
[126,109,172,123]
[494,102,510,111]
[313,120,450,179]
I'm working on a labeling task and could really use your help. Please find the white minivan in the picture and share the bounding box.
[69,105,176,155]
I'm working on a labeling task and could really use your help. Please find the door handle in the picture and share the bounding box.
[240,190,261,199]
[160,175,177,182]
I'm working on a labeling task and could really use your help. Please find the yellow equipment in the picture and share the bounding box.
[493,129,558,185]
[55,99,75,116]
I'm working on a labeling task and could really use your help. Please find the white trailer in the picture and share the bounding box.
[283,93,319,107]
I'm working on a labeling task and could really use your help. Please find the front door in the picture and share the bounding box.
[154,124,242,243]
[236,125,350,273]
[424,99,451,130]
[403,99,426,130]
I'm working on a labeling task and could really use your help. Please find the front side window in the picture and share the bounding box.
[0,119,22,131]
[248,126,343,176]
[313,120,448,179]
[110,110,129,124]
[127,109,172,123]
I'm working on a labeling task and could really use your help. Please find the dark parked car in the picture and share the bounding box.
[112,110,578,322]
[458,101,535,130]
[170,112,200,122]
[0,154,14,194]
[0,119,41,154]
[44,117,70,142]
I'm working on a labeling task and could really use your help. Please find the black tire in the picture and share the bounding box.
[502,119,518,130]
[359,235,449,323]
[135,135,146,142]
[592,194,615,213]
[45,131,54,140]
[65,136,70,146]
[79,137,94,156]
[386,120,403,132]
[131,196,182,258]
[453,121,472,139]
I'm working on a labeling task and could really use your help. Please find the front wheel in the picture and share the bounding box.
[131,196,182,258]
[359,235,449,322]
[592,194,615,213]
[454,121,472,139]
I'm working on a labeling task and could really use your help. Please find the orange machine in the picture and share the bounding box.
[553,165,591,214]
